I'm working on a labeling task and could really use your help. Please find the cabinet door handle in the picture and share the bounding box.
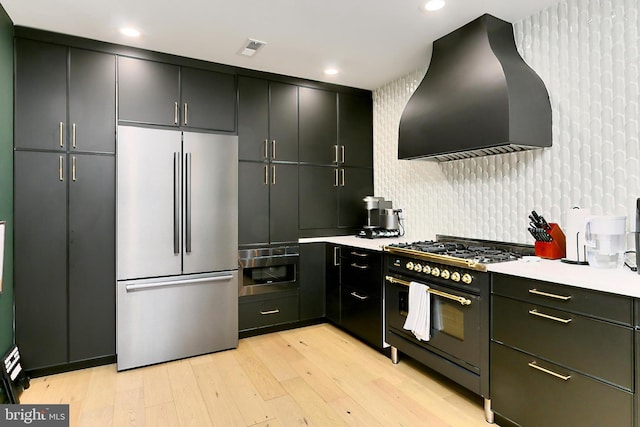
[350,251,368,258]
[271,140,276,159]
[528,309,572,324]
[529,288,571,301]
[264,139,269,159]
[72,123,77,148]
[174,102,179,125]
[528,361,571,381]
[341,145,345,164]
[334,169,339,187]
[334,145,339,163]
[350,291,368,301]
[260,309,280,315]
[59,122,64,147]
[58,156,64,181]
[271,165,276,185]
[340,169,345,186]
[351,263,369,270]
[184,102,188,125]
[263,165,268,185]
[333,246,340,266]
[72,156,77,182]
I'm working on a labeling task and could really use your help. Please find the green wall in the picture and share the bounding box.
[0,4,14,354]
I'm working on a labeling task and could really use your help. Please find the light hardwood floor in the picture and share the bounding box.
[20,323,493,426]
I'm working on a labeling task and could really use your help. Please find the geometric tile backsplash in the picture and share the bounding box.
[373,0,640,246]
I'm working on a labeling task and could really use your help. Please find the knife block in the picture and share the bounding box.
[534,223,566,259]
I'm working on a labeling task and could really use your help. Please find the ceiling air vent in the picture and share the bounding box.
[239,39,267,57]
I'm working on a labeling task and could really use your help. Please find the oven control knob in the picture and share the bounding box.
[462,273,473,284]
[451,272,461,282]
[423,265,431,275]
[406,262,414,271]
[440,269,450,280]
[414,264,423,273]
[431,267,440,277]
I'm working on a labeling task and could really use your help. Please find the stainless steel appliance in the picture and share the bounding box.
[116,125,238,371]
[359,196,402,238]
[383,236,533,423]
[239,245,299,296]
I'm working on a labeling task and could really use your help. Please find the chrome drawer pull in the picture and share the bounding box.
[351,263,369,270]
[528,309,572,324]
[528,361,571,381]
[350,251,368,258]
[529,288,571,301]
[260,309,280,315]
[350,291,368,301]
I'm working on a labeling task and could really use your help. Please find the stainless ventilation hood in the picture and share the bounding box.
[398,14,551,162]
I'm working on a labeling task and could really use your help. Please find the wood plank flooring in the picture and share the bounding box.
[20,323,492,426]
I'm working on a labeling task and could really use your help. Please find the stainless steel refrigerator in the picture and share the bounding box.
[116,125,238,371]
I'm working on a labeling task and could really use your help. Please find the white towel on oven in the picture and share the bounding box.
[403,281,430,341]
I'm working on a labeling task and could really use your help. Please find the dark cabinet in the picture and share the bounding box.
[238,162,298,246]
[14,152,115,371]
[299,86,337,164]
[491,274,634,427]
[325,244,341,324]
[238,77,298,162]
[118,56,235,131]
[299,243,326,321]
[15,40,116,153]
[239,289,299,332]
[338,92,373,168]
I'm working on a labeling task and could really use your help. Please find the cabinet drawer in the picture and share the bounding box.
[493,274,632,325]
[341,285,382,348]
[491,342,633,427]
[493,295,633,390]
[239,292,299,331]
[341,248,381,293]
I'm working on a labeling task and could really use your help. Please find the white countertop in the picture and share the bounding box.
[299,235,640,298]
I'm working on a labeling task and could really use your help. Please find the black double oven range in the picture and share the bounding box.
[383,236,533,423]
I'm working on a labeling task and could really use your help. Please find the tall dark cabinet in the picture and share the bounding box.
[14,38,116,373]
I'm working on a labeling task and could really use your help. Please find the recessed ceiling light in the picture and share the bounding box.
[324,68,339,75]
[120,27,141,38]
[424,0,445,11]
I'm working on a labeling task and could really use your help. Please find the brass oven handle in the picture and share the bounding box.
[260,309,280,315]
[351,263,369,270]
[528,289,571,301]
[528,309,572,324]
[350,291,368,301]
[528,361,571,381]
[384,276,472,306]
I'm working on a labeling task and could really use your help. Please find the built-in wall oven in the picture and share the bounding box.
[238,245,299,296]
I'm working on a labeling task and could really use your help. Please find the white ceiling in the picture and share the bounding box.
[0,0,562,90]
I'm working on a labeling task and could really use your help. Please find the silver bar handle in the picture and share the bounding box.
[528,361,571,381]
[264,139,269,159]
[264,165,268,185]
[185,153,192,253]
[184,102,188,125]
[340,168,345,186]
[271,165,276,185]
[334,169,339,187]
[72,156,76,181]
[58,156,64,181]
[333,246,340,266]
[174,102,179,125]
[174,153,180,254]
[341,145,345,163]
[350,291,368,301]
[351,263,369,270]
[334,145,339,163]
[72,123,77,148]
[529,288,572,301]
[59,122,64,147]
[271,140,276,159]
[125,275,233,292]
[260,309,280,315]
[528,309,572,324]
[350,251,368,258]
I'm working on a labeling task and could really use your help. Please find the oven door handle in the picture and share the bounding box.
[385,276,472,306]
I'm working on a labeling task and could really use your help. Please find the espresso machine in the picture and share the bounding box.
[358,196,403,238]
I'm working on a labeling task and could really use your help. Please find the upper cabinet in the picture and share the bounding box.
[338,92,373,168]
[238,77,298,162]
[299,86,338,164]
[118,56,236,132]
[15,39,116,153]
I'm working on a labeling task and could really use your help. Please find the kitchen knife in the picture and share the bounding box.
[538,215,551,230]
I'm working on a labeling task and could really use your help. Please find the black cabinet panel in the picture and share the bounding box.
[269,163,298,244]
[338,167,373,228]
[299,87,337,164]
[338,92,373,168]
[238,77,269,161]
[118,57,180,126]
[299,243,326,321]
[340,247,382,293]
[325,244,341,324]
[14,39,67,151]
[181,67,236,131]
[68,154,115,362]
[299,165,338,229]
[492,342,633,427]
[239,291,299,331]
[270,82,298,162]
[69,48,116,153]
[14,151,68,369]
[238,161,270,246]
[341,285,382,348]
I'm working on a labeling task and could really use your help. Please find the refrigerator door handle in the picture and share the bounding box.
[185,152,192,253]
[174,152,180,254]
[125,274,234,292]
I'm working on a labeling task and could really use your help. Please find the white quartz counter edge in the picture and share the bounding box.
[300,236,640,298]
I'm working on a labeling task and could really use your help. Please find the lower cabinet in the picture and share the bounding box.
[299,243,326,321]
[340,284,382,348]
[239,290,299,332]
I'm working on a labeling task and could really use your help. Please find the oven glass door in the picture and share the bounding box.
[386,279,481,369]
